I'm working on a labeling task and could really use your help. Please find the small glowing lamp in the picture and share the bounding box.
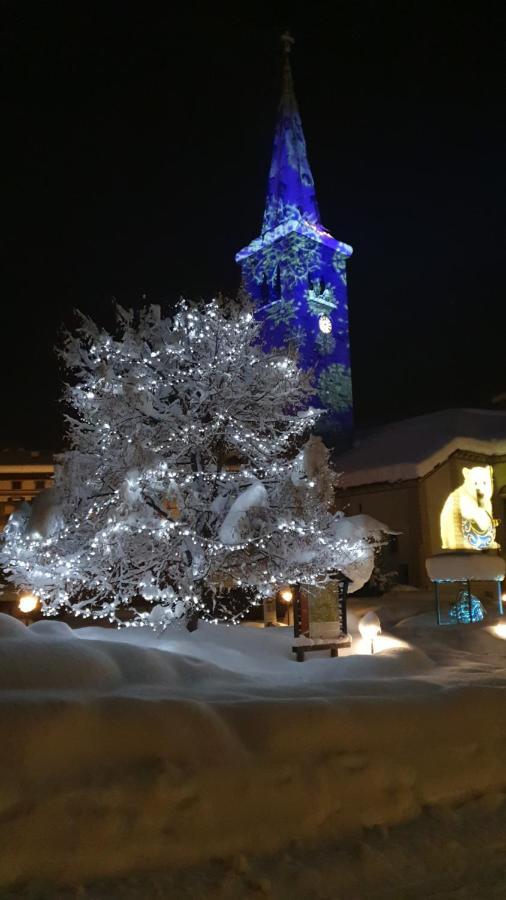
[359,611,381,654]
[494,622,506,640]
[18,594,39,615]
[318,314,332,334]
[279,587,294,604]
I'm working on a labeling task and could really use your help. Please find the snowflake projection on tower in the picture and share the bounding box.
[265,297,297,328]
[317,364,353,414]
[236,36,354,436]
[242,233,323,292]
[262,200,309,237]
[315,332,336,356]
[286,323,307,352]
[332,250,348,286]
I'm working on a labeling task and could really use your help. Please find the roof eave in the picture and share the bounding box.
[235,218,353,263]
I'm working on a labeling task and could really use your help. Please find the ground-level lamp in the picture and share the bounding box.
[18,593,39,625]
[359,611,381,654]
[278,587,294,626]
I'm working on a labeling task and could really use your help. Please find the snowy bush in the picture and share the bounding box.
[367,562,398,595]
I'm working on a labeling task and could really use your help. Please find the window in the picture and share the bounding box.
[11,480,21,490]
[388,534,399,554]
[35,480,45,490]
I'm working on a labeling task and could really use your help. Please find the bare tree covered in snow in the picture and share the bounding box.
[2,299,376,627]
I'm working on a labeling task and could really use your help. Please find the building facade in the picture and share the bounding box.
[0,450,54,531]
[334,409,506,590]
[236,36,354,436]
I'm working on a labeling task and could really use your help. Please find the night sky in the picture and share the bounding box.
[3,3,505,448]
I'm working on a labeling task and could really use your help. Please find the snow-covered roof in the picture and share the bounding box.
[335,409,506,488]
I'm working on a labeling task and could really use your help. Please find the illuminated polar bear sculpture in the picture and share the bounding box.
[440,465,497,550]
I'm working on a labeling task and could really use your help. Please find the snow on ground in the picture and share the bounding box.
[1,597,506,895]
[7,795,506,899]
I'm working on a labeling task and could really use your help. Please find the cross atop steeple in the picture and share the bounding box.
[261,33,321,236]
[280,29,295,55]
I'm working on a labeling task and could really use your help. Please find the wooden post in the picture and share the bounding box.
[293,583,302,637]
[435,581,441,625]
[340,578,349,635]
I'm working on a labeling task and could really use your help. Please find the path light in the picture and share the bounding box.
[18,594,39,615]
[278,587,294,626]
[359,611,381,654]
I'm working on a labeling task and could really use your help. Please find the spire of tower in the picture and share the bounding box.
[261,32,320,235]
[235,33,354,438]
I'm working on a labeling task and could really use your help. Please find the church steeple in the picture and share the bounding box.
[236,35,354,440]
[262,32,320,235]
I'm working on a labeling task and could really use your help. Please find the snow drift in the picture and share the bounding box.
[1,613,506,887]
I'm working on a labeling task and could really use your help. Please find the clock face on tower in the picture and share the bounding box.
[318,314,332,334]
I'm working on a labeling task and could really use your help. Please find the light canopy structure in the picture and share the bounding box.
[236,35,353,434]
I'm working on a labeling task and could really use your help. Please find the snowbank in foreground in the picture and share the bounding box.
[8,794,506,899]
[1,612,506,886]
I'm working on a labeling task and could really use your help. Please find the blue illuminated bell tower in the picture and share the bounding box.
[236,33,353,436]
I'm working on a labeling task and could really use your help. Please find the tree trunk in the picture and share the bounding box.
[186,610,199,632]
